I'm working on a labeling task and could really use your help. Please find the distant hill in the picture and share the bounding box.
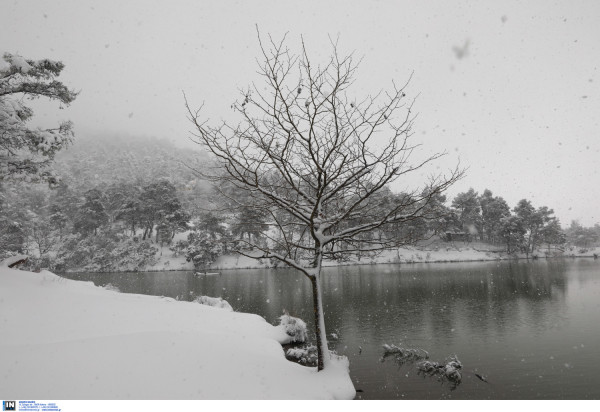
[54,133,213,211]
[55,133,208,185]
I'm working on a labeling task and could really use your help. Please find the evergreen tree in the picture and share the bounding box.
[195,212,226,239]
[451,188,481,238]
[74,189,108,236]
[139,180,188,242]
[498,215,526,254]
[566,220,599,248]
[513,200,556,257]
[540,218,566,251]
[0,53,77,185]
[231,205,269,244]
[479,189,510,243]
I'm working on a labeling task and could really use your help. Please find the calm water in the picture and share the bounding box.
[61,259,600,399]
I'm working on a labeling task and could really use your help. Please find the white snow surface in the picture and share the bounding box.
[0,263,355,399]
[193,295,233,311]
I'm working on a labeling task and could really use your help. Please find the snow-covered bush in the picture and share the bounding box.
[104,283,120,292]
[278,313,308,343]
[381,343,429,363]
[417,355,463,387]
[381,343,463,388]
[193,295,233,311]
[286,345,317,365]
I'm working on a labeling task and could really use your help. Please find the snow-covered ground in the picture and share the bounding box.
[0,258,355,399]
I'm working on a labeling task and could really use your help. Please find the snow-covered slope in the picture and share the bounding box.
[0,262,355,399]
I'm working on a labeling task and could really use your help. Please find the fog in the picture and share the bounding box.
[2,0,599,225]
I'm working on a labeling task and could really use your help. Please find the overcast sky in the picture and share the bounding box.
[2,0,599,226]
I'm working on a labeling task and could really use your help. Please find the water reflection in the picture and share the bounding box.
[61,259,600,399]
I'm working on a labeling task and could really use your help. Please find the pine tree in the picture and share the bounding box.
[0,53,78,185]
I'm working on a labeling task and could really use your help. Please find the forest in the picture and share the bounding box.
[1,133,597,272]
[1,51,598,273]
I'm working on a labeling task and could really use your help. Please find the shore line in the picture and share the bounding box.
[58,253,598,274]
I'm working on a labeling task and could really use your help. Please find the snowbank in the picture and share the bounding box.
[0,262,355,399]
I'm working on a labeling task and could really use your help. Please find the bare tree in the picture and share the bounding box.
[186,33,463,371]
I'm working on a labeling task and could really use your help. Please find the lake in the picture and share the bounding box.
[60,259,600,399]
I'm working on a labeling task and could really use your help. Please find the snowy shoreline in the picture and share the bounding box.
[58,243,600,274]
[0,259,356,399]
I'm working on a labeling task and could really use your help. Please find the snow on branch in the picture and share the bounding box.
[0,254,29,268]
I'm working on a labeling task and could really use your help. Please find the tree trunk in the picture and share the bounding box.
[309,273,328,371]
[309,243,329,371]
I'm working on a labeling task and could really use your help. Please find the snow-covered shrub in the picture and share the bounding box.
[417,355,463,387]
[104,283,120,292]
[381,344,429,363]
[286,345,317,365]
[278,313,308,343]
[193,295,233,311]
[285,346,347,368]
